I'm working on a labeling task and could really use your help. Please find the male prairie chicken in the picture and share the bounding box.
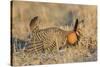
[24,16,80,55]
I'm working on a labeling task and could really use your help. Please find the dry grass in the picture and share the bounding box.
[11,1,97,66]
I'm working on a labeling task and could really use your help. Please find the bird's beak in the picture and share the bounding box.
[76,31,80,36]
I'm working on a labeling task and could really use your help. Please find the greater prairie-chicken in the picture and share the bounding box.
[24,16,80,55]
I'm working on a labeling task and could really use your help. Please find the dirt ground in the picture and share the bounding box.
[11,1,97,66]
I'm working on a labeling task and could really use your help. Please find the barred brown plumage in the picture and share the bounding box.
[24,27,68,55]
[24,16,80,55]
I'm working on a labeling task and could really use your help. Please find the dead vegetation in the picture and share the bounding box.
[11,1,97,66]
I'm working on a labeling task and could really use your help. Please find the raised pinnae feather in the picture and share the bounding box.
[74,18,79,32]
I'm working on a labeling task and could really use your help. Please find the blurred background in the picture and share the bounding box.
[11,1,97,66]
